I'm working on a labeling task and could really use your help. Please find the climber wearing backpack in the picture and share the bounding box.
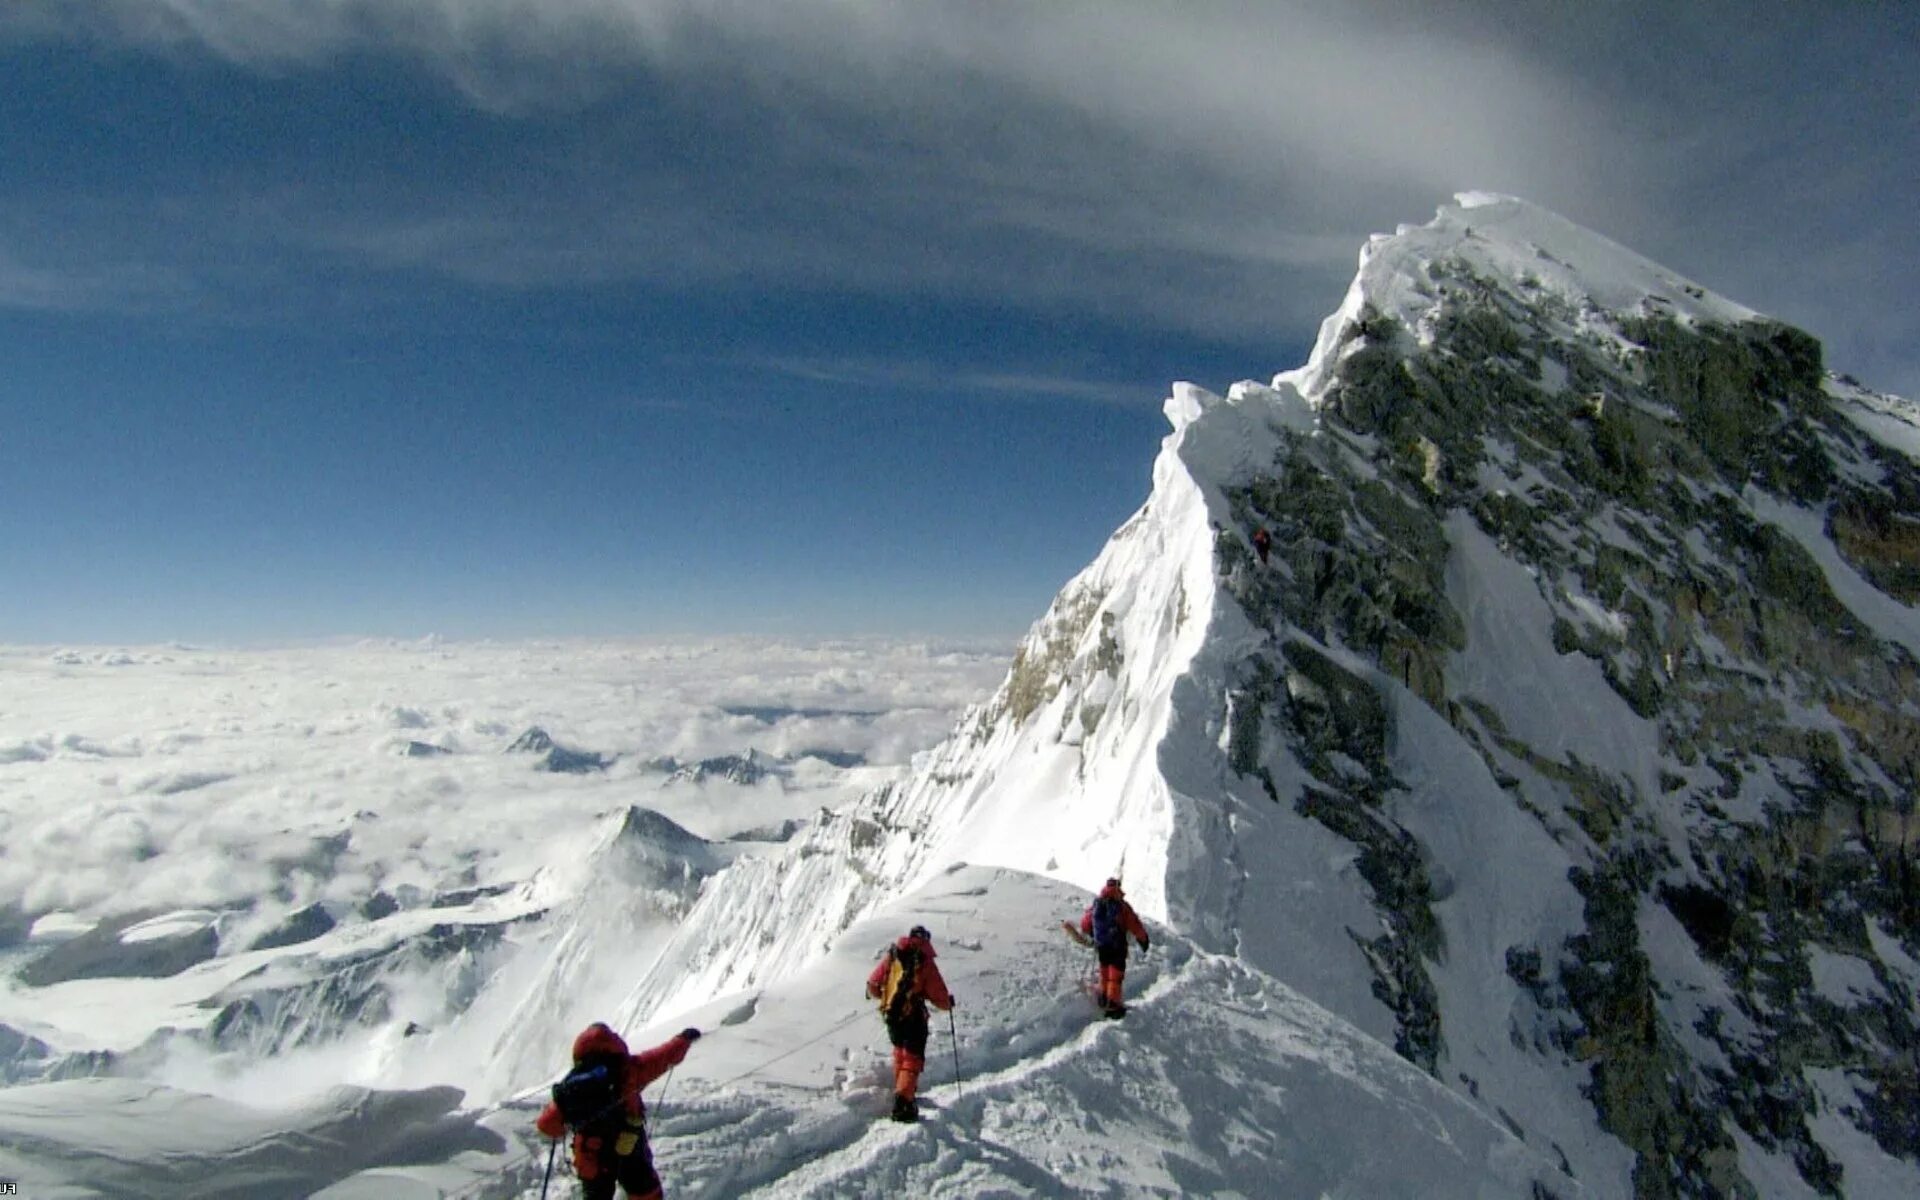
[535,1022,700,1200]
[864,923,953,1123]
[1081,878,1149,1017]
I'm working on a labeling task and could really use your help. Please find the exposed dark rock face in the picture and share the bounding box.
[248,903,336,951]
[644,747,865,784]
[1563,862,1757,1200]
[20,914,222,986]
[1297,785,1445,1072]
[0,1022,56,1084]
[542,745,610,774]
[600,806,722,909]
[668,751,773,785]
[507,726,610,773]
[729,817,806,843]
[505,727,554,754]
[428,883,515,909]
[208,921,512,1058]
[1829,482,1920,604]
[796,748,867,768]
[1213,256,1920,1195]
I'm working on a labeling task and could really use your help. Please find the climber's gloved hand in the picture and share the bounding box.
[1137,937,1150,953]
[679,1027,702,1043]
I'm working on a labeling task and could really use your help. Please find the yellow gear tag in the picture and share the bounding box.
[614,1131,639,1156]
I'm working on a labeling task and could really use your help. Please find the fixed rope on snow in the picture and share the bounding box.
[704,1009,868,1092]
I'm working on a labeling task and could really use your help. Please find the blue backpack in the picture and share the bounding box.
[1090,896,1126,950]
[551,1053,626,1133]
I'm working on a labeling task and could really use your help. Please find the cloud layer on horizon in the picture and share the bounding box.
[0,636,1009,922]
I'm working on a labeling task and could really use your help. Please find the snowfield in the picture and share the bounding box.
[1,870,1583,1199]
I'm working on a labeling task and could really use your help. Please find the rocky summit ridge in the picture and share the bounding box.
[607,194,1920,1198]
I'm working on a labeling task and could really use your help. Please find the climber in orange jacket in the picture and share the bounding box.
[864,923,953,1122]
[1081,879,1149,1016]
[536,1022,699,1200]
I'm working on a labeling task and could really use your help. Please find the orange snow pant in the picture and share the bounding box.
[886,1008,930,1099]
[1096,945,1130,1007]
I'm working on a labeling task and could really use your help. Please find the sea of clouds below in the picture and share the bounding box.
[0,636,1012,941]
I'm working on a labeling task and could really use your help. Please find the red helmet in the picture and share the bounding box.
[571,1022,629,1062]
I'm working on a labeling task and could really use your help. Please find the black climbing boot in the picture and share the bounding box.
[891,1093,919,1123]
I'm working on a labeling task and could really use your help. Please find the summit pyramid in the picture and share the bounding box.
[584,194,1920,1197]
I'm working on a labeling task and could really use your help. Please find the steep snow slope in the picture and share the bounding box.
[589,194,1920,1197]
[648,868,1582,1198]
[0,870,1582,1198]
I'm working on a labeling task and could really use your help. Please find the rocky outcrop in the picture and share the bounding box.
[505,726,609,773]
[1210,224,1920,1194]
[20,914,221,987]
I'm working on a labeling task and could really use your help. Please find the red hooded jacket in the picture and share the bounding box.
[535,1024,693,1141]
[864,933,953,1012]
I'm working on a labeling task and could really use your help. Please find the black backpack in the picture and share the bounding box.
[1090,896,1126,950]
[551,1052,627,1133]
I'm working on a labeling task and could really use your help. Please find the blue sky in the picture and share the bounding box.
[2,2,1915,643]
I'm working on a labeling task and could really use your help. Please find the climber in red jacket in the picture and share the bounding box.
[536,1022,699,1200]
[1081,879,1149,1016]
[864,924,953,1122]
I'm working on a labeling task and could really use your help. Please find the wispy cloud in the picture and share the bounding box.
[747,356,1157,408]
[4,2,1916,393]
[0,245,189,314]
[0,3,1624,299]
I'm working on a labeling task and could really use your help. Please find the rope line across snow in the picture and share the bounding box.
[437,1010,873,1199]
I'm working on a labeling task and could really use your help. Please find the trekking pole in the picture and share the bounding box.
[653,1064,679,1116]
[538,1137,558,1200]
[946,1007,964,1108]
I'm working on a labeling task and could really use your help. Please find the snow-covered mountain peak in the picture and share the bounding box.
[597,193,1920,1196]
[1283,192,1767,411]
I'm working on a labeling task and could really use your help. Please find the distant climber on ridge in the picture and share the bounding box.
[537,1022,700,1200]
[865,923,953,1123]
[1252,526,1272,565]
[1081,879,1149,1017]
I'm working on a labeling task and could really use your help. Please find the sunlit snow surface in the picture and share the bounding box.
[1,871,1584,1199]
[0,637,1009,1193]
